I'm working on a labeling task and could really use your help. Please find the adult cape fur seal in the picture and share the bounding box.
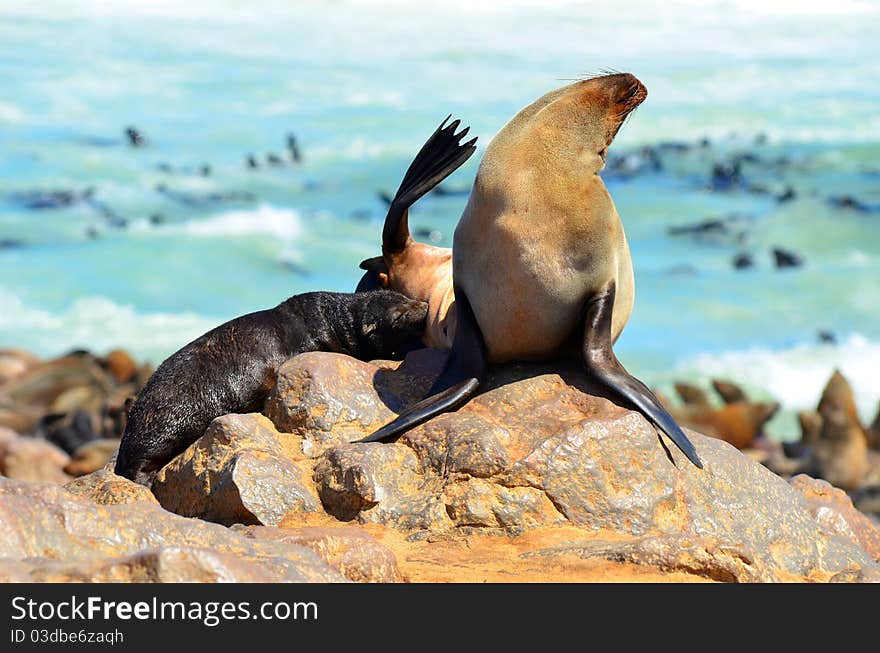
[358,73,703,469]
[115,290,428,486]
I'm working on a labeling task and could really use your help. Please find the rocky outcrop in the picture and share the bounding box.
[790,474,880,560]
[240,525,403,583]
[0,429,71,484]
[262,350,440,456]
[6,349,880,583]
[64,438,119,476]
[0,349,150,452]
[152,413,319,526]
[157,351,880,582]
[64,468,159,506]
[0,477,344,582]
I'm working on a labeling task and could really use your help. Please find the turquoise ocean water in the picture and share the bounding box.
[1,0,878,438]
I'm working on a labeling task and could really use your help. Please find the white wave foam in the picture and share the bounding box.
[678,334,880,423]
[0,289,218,363]
[0,101,26,125]
[172,204,302,240]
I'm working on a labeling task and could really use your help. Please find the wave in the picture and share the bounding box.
[168,204,303,240]
[8,0,874,19]
[677,333,880,424]
[0,289,219,363]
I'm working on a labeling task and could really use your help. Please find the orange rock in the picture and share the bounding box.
[64,468,158,505]
[1,437,71,484]
[103,349,138,384]
[790,474,880,560]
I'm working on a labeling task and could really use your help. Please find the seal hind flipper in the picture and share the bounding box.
[355,286,487,443]
[581,283,704,469]
[382,116,478,255]
[356,378,480,443]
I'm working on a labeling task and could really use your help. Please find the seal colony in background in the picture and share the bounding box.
[356,72,702,468]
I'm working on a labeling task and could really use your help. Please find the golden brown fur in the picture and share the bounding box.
[381,237,456,349]
[454,73,644,361]
[810,370,869,491]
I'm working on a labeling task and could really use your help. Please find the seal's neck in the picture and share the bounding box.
[278,292,361,357]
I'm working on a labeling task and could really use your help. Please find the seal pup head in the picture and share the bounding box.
[351,290,429,359]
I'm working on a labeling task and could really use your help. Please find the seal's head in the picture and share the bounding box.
[353,290,428,359]
[479,72,647,185]
[817,369,862,438]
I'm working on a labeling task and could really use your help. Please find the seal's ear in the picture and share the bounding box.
[359,256,383,271]
[355,256,389,292]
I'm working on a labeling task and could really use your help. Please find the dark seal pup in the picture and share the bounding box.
[115,290,428,486]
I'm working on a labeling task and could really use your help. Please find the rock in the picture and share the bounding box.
[48,385,104,414]
[139,351,879,581]
[285,354,878,581]
[0,353,112,408]
[829,567,880,583]
[0,349,40,384]
[0,406,43,434]
[0,426,19,460]
[263,349,444,456]
[64,468,159,505]
[0,477,344,583]
[153,413,319,526]
[103,349,138,384]
[0,547,319,583]
[1,436,71,484]
[241,525,403,582]
[790,475,880,560]
[64,438,119,476]
[314,442,447,529]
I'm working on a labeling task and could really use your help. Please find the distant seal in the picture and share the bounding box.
[672,401,779,450]
[868,402,880,451]
[115,290,427,486]
[125,126,146,147]
[360,73,703,469]
[668,380,777,450]
[809,369,869,491]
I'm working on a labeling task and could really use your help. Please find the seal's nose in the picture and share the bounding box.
[609,73,647,112]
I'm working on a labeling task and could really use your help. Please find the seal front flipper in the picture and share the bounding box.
[581,283,704,469]
[355,286,487,443]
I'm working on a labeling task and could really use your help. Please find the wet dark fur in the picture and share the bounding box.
[115,290,427,486]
